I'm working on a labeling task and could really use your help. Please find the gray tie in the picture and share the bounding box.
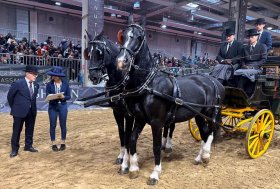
[250,45,254,52]
[29,81,33,97]
[226,43,231,53]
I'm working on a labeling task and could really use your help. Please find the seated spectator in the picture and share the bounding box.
[46,36,52,45]
[0,35,5,45]
[234,28,267,97]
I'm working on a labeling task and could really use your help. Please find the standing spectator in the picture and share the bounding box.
[210,28,243,85]
[7,65,40,157]
[46,36,52,45]
[46,66,71,151]
[255,18,272,51]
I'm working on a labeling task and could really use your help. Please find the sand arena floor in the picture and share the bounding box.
[0,109,280,189]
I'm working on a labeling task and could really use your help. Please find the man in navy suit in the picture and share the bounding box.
[7,65,40,158]
[255,18,272,51]
[210,28,244,85]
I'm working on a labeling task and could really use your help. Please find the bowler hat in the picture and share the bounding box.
[23,65,39,74]
[225,28,235,37]
[255,18,266,25]
[47,66,66,77]
[246,29,260,37]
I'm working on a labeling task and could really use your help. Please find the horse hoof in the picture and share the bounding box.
[192,160,201,165]
[118,167,129,175]
[164,148,172,153]
[115,158,123,165]
[202,157,210,164]
[147,178,158,185]
[129,171,139,179]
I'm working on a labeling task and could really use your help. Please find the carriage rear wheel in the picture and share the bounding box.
[245,109,275,159]
[222,116,240,132]
[188,119,201,141]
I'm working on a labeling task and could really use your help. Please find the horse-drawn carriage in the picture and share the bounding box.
[189,58,280,158]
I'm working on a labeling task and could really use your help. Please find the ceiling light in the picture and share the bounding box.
[187,3,199,8]
[161,24,167,29]
[197,32,202,35]
[133,1,140,9]
[55,2,61,6]
[267,27,273,30]
[111,13,116,17]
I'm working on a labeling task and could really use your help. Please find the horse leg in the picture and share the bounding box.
[113,109,125,164]
[148,122,163,185]
[164,122,175,153]
[194,116,214,165]
[119,115,134,175]
[161,125,168,150]
[129,120,145,179]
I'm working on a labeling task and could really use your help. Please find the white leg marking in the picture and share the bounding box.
[195,141,205,163]
[161,137,167,148]
[117,147,125,159]
[129,153,139,172]
[121,149,129,171]
[150,164,162,180]
[165,136,172,149]
[202,133,214,159]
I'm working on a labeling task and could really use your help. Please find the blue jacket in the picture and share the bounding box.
[7,78,39,118]
[46,80,71,106]
[259,30,272,51]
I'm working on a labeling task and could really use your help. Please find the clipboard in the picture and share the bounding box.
[45,92,64,102]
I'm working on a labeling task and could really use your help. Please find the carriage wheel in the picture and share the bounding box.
[245,109,275,159]
[222,116,240,132]
[188,119,201,141]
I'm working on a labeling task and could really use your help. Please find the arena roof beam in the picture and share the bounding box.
[249,0,280,14]
[146,0,188,18]
[146,25,220,43]
[160,19,222,37]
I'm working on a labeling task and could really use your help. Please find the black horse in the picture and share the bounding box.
[84,34,134,165]
[115,17,225,185]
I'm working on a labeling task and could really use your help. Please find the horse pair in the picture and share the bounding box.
[85,17,225,185]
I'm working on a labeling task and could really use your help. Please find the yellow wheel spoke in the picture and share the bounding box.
[251,138,259,155]
[249,137,259,150]
[263,120,272,131]
[249,133,259,140]
[264,129,272,134]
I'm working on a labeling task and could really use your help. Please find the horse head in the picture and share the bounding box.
[116,17,146,71]
[84,34,119,85]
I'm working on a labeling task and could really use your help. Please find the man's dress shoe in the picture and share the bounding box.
[24,147,38,152]
[10,151,18,158]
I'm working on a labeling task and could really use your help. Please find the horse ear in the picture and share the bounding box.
[128,13,134,25]
[117,30,123,44]
[83,47,90,60]
[85,29,92,41]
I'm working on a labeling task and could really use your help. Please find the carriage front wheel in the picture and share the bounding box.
[245,109,275,159]
[188,119,201,141]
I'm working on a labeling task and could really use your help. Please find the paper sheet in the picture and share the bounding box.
[45,92,64,102]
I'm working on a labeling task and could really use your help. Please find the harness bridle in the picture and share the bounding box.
[88,39,131,92]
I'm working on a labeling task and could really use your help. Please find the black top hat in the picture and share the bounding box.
[225,28,235,37]
[255,18,266,25]
[47,66,66,77]
[246,29,260,37]
[23,65,39,74]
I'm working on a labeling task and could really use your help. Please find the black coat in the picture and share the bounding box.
[216,40,244,65]
[7,78,39,118]
[242,42,267,68]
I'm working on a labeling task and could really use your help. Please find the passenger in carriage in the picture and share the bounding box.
[255,18,272,51]
[234,28,267,97]
[210,28,244,85]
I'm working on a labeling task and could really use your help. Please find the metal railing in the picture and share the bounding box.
[0,53,81,82]
[0,28,81,46]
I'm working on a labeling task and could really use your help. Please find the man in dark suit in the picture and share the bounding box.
[210,28,244,85]
[255,18,272,51]
[7,65,40,158]
[234,28,267,96]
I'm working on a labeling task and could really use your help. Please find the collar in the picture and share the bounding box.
[25,77,32,83]
[251,41,257,48]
